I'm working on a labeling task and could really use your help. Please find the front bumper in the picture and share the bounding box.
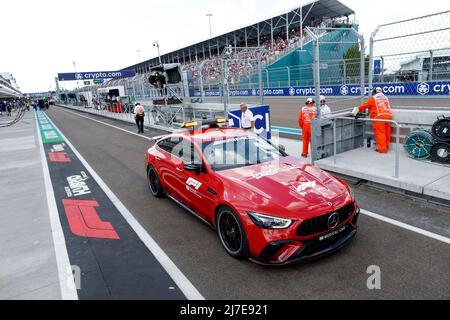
[249,225,357,266]
[245,204,360,266]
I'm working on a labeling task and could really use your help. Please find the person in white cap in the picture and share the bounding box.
[298,97,317,158]
[319,95,331,117]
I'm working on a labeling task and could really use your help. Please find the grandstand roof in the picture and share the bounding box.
[123,0,354,73]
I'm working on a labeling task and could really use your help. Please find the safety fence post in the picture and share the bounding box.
[368,27,379,92]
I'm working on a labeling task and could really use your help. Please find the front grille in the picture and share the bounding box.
[296,202,355,236]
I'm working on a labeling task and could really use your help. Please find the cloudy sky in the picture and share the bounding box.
[0,0,448,92]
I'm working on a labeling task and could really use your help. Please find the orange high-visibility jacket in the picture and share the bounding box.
[358,93,392,119]
[298,105,317,129]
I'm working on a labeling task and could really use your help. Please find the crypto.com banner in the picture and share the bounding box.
[194,81,450,97]
[58,70,136,81]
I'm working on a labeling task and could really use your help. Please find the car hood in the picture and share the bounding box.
[217,156,350,219]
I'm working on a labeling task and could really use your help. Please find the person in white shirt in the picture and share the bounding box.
[319,95,331,118]
[134,103,145,133]
[240,103,254,130]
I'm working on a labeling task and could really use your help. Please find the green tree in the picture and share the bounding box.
[340,44,369,81]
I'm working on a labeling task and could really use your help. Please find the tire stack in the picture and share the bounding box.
[430,116,450,164]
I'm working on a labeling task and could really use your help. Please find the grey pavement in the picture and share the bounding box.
[47,105,450,299]
[0,110,61,300]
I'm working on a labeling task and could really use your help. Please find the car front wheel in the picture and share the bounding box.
[217,206,249,259]
[147,165,164,198]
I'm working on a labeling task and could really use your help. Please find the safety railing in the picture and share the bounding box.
[331,117,402,178]
[0,106,27,128]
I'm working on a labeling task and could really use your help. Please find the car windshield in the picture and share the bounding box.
[202,135,284,171]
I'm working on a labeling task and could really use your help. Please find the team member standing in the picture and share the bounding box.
[352,87,392,153]
[319,95,331,117]
[240,103,255,130]
[298,98,317,158]
[134,102,145,134]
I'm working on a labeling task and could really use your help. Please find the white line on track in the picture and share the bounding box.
[56,106,450,247]
[58,107,155,140]
[46,109,204,300]
[35,111,78,300]
[360,209,450,245]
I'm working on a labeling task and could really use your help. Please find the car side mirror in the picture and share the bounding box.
[278,144,286,153]
[184,162,202,175]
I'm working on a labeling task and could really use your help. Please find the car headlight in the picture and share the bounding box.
[247,212,292,229]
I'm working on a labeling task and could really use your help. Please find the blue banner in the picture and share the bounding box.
[195,81,450,97]
[58,70,136,81]
[228,105,271,140]
[374,59,382,76]
[24,92,52,98]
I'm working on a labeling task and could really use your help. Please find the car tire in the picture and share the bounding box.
[216,206,249,260]
[147,165,164,198]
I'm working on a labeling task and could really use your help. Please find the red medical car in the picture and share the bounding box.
[145,118,359,265]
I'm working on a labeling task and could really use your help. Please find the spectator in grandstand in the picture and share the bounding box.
[240,103,254,130]
[134,102,145,134]
[319,95,331,117]
[298,98,317,158]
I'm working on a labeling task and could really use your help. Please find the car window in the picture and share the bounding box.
[175,139,202,164]
[202,135,283,171]
[157,137,182,154]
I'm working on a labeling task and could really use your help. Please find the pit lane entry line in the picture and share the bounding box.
[56,106,450,246]
[45,110,205,300]
[34,111,79,300]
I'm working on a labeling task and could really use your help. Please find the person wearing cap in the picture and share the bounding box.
[352,87,392,153]
[298,97,317,158]
[319,95,331,117]
[240,103,254,130]
[134,102,145,134]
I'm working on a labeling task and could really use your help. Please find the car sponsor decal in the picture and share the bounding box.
[35,110,185,299]
[186,177,202,190]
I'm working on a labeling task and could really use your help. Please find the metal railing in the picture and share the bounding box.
[0,106,27,128]
[331,117,401,178]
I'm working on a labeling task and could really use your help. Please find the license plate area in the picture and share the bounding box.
[317,225,347,242]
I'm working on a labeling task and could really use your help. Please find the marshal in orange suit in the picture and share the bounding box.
[352,87,393,153]
[298,98,317,158]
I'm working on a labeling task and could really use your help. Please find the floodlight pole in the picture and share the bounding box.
[153,41,162,65]
[206,13,213,37]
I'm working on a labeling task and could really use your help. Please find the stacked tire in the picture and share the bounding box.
[430,116,450,164]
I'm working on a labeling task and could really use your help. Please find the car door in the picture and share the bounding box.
[178,139,217,222]
[155,136,185,199]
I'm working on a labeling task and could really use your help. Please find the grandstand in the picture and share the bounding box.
[89,0,357,99]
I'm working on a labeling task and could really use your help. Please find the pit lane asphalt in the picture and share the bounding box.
[47,105,450,299]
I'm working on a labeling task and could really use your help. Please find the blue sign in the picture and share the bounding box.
[24,92,52,98]
[374,59,382,75]
[228,105,271,140]
[195,81,450,97]
[58,70,136,81]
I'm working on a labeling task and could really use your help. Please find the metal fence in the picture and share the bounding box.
[368,11,450,93]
